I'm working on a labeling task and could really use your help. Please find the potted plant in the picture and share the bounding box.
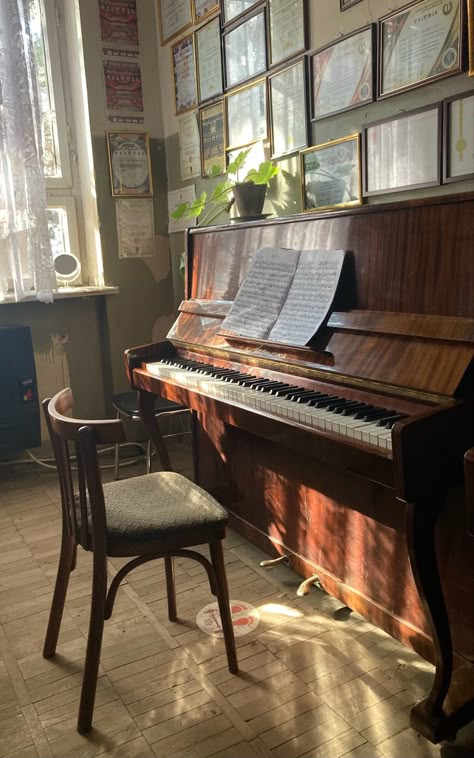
[171,148,280,228]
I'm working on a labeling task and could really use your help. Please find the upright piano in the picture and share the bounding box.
[126,192,474,743]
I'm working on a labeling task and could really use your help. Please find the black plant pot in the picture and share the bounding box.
[233,182,266,217]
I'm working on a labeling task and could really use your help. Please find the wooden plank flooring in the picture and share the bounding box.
[0,448,473,758]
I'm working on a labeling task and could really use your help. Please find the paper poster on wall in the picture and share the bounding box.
[168,186,196,233]
[103,59,144,124]
[179,111,201,180]
[99,0,140,57]
[116,198,155,258]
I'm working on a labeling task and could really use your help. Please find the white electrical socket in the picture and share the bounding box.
[51,332,69,346]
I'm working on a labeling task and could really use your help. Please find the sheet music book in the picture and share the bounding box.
[219,247,346,346]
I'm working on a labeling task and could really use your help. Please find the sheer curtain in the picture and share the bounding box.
[0,0,55,302]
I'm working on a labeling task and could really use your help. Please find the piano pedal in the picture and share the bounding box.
[259,555,289,568]
[296,574,321,597]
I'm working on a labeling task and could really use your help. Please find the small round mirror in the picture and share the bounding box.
[54,253,81,283]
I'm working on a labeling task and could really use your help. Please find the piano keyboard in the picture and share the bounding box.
[146,358,408,454]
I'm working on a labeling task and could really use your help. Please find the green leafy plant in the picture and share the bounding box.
[171,148,280,228]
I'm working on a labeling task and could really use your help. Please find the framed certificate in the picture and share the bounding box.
[300,134,362,212]
[340,0,363,9]
[363,105,441,196]
[178,110,201,179]
[268,0,308,67]
[116,198,155,258]
[378,0,463,98]
[171,34,198,115]
[269,58,308,158]
[225,78,268,150]
[221,0,261,26]
[158,0,192,45]
[311,25,374,121]
[196,17,223,103]
[469,0,474,76]
[443,91,474,183]
[192,0,220,23]
[200,100,226,176]
[106,131,152,196]
[223,8,267,89]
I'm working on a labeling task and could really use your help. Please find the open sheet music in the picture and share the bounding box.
[220,247,346,346]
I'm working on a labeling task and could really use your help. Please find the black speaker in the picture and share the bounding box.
[0,325,41,459]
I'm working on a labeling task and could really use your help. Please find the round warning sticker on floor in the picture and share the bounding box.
[196,600,260,637]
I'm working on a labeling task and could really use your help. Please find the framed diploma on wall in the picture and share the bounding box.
[268,0,308,67]
[171,34,198,115]
[200,100,226,176]
[158,0,192,45]
[300,134,362,212]
[443,91,474,183]
[196,16,224,103]
[106,132,153,196]
[311,25,375,121]
[269,58,308,158]
[363,104,441,195]
[469,0,474,76]
[378,0,463,98]
[192,0,220,23]
[220,0,261,26]
[223,8,267,89]
[225,78,268,150]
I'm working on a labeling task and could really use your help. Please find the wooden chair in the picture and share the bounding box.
[42,388,238,734]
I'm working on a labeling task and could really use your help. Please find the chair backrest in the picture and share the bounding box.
[43,388,125,551]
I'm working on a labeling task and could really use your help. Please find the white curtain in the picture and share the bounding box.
[0,0,55,302]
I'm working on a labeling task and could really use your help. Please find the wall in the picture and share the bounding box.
[158,0,474,294]
[0,0,175,453]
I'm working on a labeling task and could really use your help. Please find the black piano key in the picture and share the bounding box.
[358,409,391,422]
[296,392,327,403]
[324,398,357,411]
[223,373,254,383]
[333,401,364,415]
[377,413,406,428]
[340,403,371,417]
[286,389,315,401]
[310,395,341,408]
[353,405,377,419]
[271,385,301,397]
[258,381,285,392]
[238,378,271,387]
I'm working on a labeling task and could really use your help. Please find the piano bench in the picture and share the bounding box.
[112,391,189,479]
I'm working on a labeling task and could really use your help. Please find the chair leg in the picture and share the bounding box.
[146,438,152,475]
[164,556,177,622]
[77,557,107,734]
[114,410,120,480]
[209,541,238,674]
[43,533,75,659]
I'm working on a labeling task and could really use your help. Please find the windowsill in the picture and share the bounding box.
[1,285,119,304]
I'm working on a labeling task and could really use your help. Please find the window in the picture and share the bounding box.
[31,0,84,285]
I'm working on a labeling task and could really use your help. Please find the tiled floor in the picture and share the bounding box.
[0,444,473,758]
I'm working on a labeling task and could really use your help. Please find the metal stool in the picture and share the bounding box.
[112,391,189,479]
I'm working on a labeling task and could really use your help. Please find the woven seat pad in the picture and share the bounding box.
[76,472,228,555]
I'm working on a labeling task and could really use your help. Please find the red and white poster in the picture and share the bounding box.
[99,0,139,57]
[103,59,144,124]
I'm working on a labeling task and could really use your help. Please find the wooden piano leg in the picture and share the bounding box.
[138,390,173,472]
[406,497,456,743]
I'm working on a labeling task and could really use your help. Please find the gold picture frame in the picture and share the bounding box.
[158,0,192,46]
[171,34,198,115]
[225,78,268,151]
[468,0,474,76]
[192,0,220,24]
[106,131,153,197]
[199,100,226,176]
[300,134,361,212]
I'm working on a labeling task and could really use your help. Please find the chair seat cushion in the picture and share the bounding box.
[101,472,228,555]
[112,391,185,418]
